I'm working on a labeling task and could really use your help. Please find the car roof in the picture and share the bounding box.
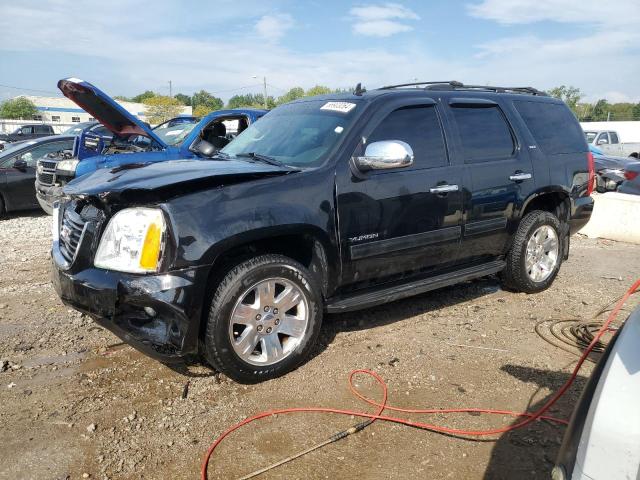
[0,135,75,159]
[289,82,560,107]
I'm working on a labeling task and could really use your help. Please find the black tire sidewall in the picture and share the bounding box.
[205,256,322,383]
[505,210,564,293]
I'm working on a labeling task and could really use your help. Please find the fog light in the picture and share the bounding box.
[144,307,157,318]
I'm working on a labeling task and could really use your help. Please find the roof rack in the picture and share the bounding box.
[379,81,547,96]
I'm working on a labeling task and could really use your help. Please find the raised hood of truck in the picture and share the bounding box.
[58,78,168,148]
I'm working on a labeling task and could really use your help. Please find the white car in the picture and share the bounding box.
[552,306,640,479]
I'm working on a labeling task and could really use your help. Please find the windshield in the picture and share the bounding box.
[62,122,95,136]
[153,121,199,146]
[584,131,597,143]
[221,99,361,167]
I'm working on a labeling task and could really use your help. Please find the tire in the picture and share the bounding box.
[37,196,53,215]
[204,254,323,383]
[0,196,4,217]
[500,210,564,293]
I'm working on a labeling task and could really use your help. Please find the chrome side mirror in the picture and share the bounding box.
[353,140,414,171]
[597,138,609,145]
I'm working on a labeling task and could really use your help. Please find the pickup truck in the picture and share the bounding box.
[584,129,640,159]
[35,78,266,213]
[0,124,57,150]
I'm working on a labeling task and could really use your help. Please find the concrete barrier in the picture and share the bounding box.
[579,192,640,244]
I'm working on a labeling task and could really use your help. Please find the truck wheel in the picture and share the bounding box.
[204,254,323,383]
[37,196,53,215]
[500,210,564,293]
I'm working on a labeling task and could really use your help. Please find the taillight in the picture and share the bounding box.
[586,152,595,196]
[624,170,639,181]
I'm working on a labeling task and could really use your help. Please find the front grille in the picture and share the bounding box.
[37,159,58,186]
[40,160,58,170]
[38,172,54,185]
[59,207,87,263]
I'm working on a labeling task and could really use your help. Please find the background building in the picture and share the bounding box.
[0,95,192,133]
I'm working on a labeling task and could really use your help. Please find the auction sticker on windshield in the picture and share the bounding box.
[321,102,356,113]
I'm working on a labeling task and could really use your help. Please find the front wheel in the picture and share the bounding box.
[500,210,564,293]
[204,254,323,383]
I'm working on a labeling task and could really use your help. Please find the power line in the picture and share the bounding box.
[0,83,61,96]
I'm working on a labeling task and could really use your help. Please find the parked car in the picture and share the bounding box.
[0,136,75,215]
[0,124,56,150]
[618,162,640,195]
[553,305,640,480]
[589,144,640,193]
[35,78,266,213]
[51,81,593,382]
[584,129,640,159]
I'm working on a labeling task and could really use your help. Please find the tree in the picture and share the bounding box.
[547,85,583,113]
[143,96,183,124]
[305,85,332,97]
[226,93,275,109]
[113,95,131,102]
[276,87,305,105]
[174,93,192,106]
[131,90,157,103]
[191,90,223,113]
[0,97,38,119]
[591,99,610,121]
[633,103,640,121]
[193,104,220,117]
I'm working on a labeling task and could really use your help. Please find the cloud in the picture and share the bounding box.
[255,13,295,41]
[350,3,419,37]
[467,0,640,26]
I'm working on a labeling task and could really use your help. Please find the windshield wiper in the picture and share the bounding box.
[235,152,297,170]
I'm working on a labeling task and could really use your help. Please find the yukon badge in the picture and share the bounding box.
[349,233,379,243]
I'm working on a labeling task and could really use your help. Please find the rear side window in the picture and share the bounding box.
[367,105,448,169]
[610,132,619,144]
[450,106,515,162]
[514,101,585,154]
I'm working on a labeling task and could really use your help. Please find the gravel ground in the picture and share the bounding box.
[1,210,638,480]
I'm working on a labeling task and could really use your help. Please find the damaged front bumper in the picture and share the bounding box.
[51,259,210,363]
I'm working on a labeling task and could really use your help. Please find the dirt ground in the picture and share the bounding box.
[1,211,638,480]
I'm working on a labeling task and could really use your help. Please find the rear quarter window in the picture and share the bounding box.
[514,100,586,154]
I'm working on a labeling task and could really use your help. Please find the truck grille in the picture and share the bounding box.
[37,172,54,185]
[37,159,58,186]
[59,207,86,263]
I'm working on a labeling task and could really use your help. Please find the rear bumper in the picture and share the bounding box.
[568,196,594,234]
[51,259,211,363]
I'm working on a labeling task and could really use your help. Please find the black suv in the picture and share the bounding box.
[51,81,594,382]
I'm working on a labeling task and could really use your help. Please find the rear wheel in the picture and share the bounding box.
[204,254,323,383]
[500,210,563,293]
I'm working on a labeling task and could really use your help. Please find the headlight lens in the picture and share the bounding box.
[94,208,166,273]
[56,159,79,173]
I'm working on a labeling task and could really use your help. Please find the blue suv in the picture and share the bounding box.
[35,78,266,213]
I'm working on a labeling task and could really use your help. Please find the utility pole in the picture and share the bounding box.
[262,76,268,109]
[169,80,172,98]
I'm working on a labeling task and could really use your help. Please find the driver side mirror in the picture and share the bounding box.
[17,130,24,135]
[192,139,216,157]
[597,138,609,145]
[353,140,414,172]
[13,158,28,171]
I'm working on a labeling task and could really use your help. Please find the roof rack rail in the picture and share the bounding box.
[378,81,547,96]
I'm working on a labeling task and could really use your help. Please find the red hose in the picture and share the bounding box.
[202,279,640,479]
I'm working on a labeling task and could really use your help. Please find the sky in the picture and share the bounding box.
[1,0,639,103]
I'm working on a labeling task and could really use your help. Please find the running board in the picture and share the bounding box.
[325,260,505,313]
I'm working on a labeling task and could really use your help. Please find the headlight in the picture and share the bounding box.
[94,208,166,273]
[56,159,79,173]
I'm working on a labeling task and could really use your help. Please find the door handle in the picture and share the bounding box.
[509,173,532,181]
[429,184,459,194]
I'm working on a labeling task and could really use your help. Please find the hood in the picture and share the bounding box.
[63,158,293,201]
[58,78,168,148]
